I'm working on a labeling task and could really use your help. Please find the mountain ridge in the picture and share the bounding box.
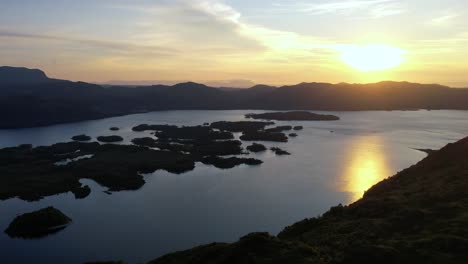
[1,66,468,129]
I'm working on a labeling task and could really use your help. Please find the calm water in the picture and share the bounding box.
[1,110,468,264]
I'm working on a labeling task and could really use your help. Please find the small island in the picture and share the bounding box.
[202,156,263,169]
[240,131,288,142]
[72,134,92,142]
[110,127,120,131]
[97,135,124,143]
[265,126,293,133]
[5,207,72,239]
[271,147,291,155]
[247,143,267,153]
[246,111,339,121]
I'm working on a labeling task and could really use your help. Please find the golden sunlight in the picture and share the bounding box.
[341,136,392,202]
[339,44,406,71]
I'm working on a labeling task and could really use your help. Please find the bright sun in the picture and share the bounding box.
[339,44,406,71]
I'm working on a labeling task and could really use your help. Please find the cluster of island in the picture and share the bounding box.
[1,111,339,239]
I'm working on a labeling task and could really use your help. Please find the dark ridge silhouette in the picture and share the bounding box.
[246,111,339,121]
[2,66,468,129]
[145,137,468,264]
[0,66,52,85]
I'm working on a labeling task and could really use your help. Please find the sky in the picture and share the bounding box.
[1,0,467,87]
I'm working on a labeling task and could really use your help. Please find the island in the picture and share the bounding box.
[110,127,120,131]
[201,156,263,169]
[72,134,92,142]
[246,111,340,121]
[246,143,267,153]
[271,147,291,155]
[97,135,124,143]
[1,121,306,201]
[5,207,72,238]
[240,131,288,142]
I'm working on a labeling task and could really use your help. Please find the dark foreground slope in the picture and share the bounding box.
[2,66,468,128]
[148,137,468,264]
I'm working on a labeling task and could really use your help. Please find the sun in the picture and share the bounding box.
[339,44,406,71]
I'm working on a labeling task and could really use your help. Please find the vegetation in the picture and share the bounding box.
[271,147,291,155]
[97,135,124,143]
[147,137,468,264]
[246,143,267,153]
[5,207,72,238]
[246,111,340,121]
[240,131,288,142]
[72,134,92,141]
[210,121,274,133]
[202,156,263,169]
[0,142,195,201]
[1,121,303,201]
[3,67,468,129]
[265,126,293,132]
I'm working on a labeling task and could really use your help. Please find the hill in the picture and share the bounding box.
[146,136,468,264]
[2,66,468,128]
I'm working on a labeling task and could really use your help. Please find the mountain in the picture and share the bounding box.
[146,137,468,264]
[0,66,52,85]
[2,66,468,128]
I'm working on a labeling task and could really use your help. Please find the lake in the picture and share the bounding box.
[1,110,467,264]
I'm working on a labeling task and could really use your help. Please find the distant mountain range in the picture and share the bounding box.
[1,66,468,129]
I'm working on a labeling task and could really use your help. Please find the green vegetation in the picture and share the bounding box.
[5,207,71,238]
[148,137,468,264]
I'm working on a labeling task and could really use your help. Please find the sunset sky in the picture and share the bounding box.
[1,0,467,87]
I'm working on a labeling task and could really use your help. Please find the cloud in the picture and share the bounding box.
[0,30,177,57]
[273,0,406,18]
[429,14,459,25]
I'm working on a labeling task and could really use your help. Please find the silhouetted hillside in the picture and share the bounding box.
[147,137,468,264]
[2,66,468,128]
[0,66,51,85]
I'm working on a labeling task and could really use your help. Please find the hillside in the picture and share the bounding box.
[2,67,468,128]
[147,137,468,264]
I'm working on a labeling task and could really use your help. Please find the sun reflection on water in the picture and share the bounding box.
[341,135,392,202]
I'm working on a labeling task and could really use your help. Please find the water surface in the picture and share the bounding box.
[1,110,467,264]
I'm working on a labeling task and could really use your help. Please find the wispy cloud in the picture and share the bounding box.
[429,14,459,25]
[0,30,177,56]
[273,0,406,18]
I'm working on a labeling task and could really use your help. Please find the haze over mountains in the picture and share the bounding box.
[1,66,468,129]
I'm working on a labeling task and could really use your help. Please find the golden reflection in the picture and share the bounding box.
[341,135,391,202]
